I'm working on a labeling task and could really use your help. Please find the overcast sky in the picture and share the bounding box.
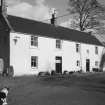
[6,0,105,25]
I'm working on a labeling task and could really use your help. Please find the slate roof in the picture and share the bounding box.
[7,15,103,46]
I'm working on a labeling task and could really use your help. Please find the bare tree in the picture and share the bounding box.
[68,0,105,31]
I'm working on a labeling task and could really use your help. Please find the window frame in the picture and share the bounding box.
[95,61,99,66]
[31,56,38,69]
[56,39,62,49]
[76,43,80,53]
[76,60,80,67]
[86,49,89,54]
[95,46,98,55]
[31,35,38,47]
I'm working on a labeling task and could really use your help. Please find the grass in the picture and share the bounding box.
[0,72,105,105]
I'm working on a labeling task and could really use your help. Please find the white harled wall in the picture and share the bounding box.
[81,44,103,72]
[10,32,104,76]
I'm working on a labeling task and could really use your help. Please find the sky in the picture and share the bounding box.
[4,0,105,25]
[6,0,69,24]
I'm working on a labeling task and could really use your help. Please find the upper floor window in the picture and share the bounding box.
[56,39,62,49]
[31,36,38,47]
[86,49,89,54]
[76,43,80,53]
[77,60,80,66]
[31,56,38,68]
[95,46,98,54]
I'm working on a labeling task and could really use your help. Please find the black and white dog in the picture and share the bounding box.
[0,87,9,105]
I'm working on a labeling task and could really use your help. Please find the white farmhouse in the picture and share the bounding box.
[0,0,104,76]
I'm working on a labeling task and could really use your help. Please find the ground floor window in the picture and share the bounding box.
[95,61,99,66]
[31,56,38,68]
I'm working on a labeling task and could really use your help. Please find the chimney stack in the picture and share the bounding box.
[50,8,57,25]
[0,0,7,16]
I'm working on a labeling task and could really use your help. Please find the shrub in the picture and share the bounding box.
[38,71,50,76]
[63,71,69,75]
[45,71,50,76]
[51,70,56,75]
[92,68,99,72]
[38,72,45,76]
[98,69,103,72]
[77,69,82,73]
[69,71,74,75]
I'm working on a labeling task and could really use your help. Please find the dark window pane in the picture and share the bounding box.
[31,56,38,68]
[56,40,61,49]
[31,36,38,47]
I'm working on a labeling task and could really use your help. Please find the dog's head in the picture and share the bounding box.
[1,87,9,96]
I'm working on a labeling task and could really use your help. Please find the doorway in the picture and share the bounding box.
[86,59,90,72]
[55,56,62,73]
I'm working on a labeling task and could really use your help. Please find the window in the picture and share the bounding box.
[31,56,38,68]
[87,49,89,54]
[77,60,80,66]
[31,36,38,47]
[95,46,98,54]
[76,43,80,53]
[95,61,99,66]
[56,39,62,49]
